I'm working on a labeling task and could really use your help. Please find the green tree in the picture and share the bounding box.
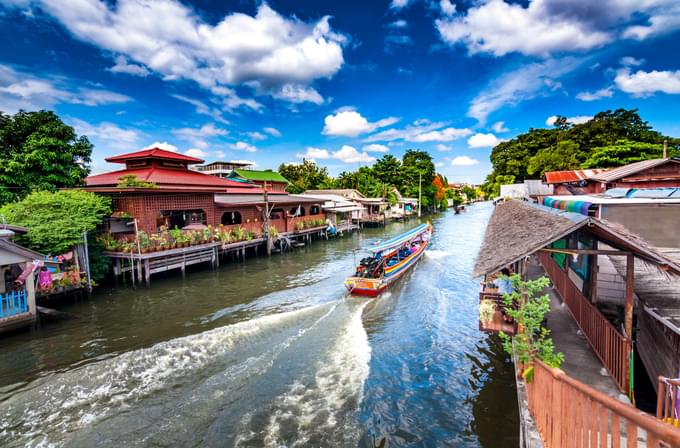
[401,149,436,207]
[372,154,402,185]
[527,140,583,176]
[0,110,93,205]
[278,159,331,194]
[0,190,111,255]
[582,139,676,168]
[483,108,674,193]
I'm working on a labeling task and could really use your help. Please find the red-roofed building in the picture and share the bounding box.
[85,147,323,235]
[543,169,609,195]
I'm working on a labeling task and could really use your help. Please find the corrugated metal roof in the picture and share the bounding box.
[230,169,289,183]
[544,169,608,184]
[589,158,676,182]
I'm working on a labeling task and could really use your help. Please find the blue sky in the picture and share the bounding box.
[1,0,679,183]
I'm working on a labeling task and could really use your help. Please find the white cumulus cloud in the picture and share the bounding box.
[365,120,471,143]
[299,147,331,159]
[323,110,399,137]
[491,121,509,133]
[545,115,593,126]
[27,1,347,105]
[436,144,452,152]
[185,148,207,158]
[69,118,140,144]
[333,145,375,163]
[467,133,499,148]
[264,127,282,137]
[108,55,150,77]
[614,68,680,96]
[363,144,390,153]
[144,141,178,152]
[451,156,479,166]
[576,87,613,101]
[232,141,257,153]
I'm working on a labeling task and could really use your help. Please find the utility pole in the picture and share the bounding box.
[663,139,668,158]
[418,172,422,218]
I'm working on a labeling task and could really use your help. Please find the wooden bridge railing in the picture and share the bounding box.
[537,251,631,394]
[528,360,680,447]
[657,377,680,426]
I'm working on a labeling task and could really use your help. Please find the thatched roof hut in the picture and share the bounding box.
[473,200,680,277]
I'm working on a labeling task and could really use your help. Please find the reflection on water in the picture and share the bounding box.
[0,203,517,447]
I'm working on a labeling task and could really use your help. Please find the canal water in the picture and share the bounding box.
[0,202,518,447]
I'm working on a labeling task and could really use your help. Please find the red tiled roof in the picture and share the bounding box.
[544,169,608,184]
[105,147,204,164]
[86,166,258,191]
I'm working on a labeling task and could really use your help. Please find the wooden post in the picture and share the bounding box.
[625,254,634,340]
[137,258,143,286]
[143,259,150,287]
[589,243,598,304]
[26,265,36,317]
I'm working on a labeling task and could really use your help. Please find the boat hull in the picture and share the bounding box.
[345,239,429,296]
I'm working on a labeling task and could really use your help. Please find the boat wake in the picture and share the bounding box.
[0,300,371,447]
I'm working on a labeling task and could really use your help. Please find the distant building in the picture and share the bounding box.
[544,169,608,195]
[227,169,289,192]
[499,180,553,202]
[544,158,680,195]
[191,160,254,178]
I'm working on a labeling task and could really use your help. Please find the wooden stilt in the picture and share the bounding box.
[144,259,150,287]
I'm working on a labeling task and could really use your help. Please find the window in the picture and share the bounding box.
[270,208,284,220]
[310,205,320,215]
[158,209,206,230]
[221,211,242,225]
[290,206,305,217]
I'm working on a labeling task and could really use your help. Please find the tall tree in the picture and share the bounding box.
[582,139,676,168]
[277,159,331,194]
[0,110,93,205]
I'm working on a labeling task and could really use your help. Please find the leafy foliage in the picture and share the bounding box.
[498,274,564,370]
[278,159,332,194]
[117,174,157,189]
[483,109,679,195]
[0,190,112,255]
[0,110,93,206]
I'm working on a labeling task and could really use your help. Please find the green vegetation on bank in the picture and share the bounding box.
[482,109,680,197]
[0,110,93,206]
[280,150,464,208]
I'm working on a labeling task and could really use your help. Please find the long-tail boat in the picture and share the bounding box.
[344,223,432,296]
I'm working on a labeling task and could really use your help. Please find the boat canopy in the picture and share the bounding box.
[369,223,429,253]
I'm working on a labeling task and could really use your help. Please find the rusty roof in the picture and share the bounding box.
[544,169,608,184]
[589,158,680,183]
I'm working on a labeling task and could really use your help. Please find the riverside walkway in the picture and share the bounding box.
[527,256,624,401]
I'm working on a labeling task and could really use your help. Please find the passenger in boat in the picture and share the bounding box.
[410,242,419,254]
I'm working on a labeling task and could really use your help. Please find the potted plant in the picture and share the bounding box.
[479,299,496,324]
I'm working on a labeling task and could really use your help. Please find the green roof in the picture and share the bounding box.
[229,169,289,183]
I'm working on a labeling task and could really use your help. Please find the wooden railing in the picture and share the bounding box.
[657,377,680,426]
[528,360,680,447]
[0,289,28,319]
[537,251,631,394]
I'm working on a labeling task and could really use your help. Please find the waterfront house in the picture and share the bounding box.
[190,160,254,178]
[0,228,40,334]
[292,192,364,233]
[545,157,680,196]
[474,200,680,445]
[304,189,388,225]
[86,147,326,283]
[474,200,680,396]
[499,180,553,203]
[227,169,289,192]
[544,168,609,195]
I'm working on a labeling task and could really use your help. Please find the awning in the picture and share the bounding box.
[324,205,364,213]
[369,223,430,254]
[542,197,592,215]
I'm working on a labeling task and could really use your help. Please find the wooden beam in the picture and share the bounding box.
[625,254,635,340]
[539,248,631,256]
